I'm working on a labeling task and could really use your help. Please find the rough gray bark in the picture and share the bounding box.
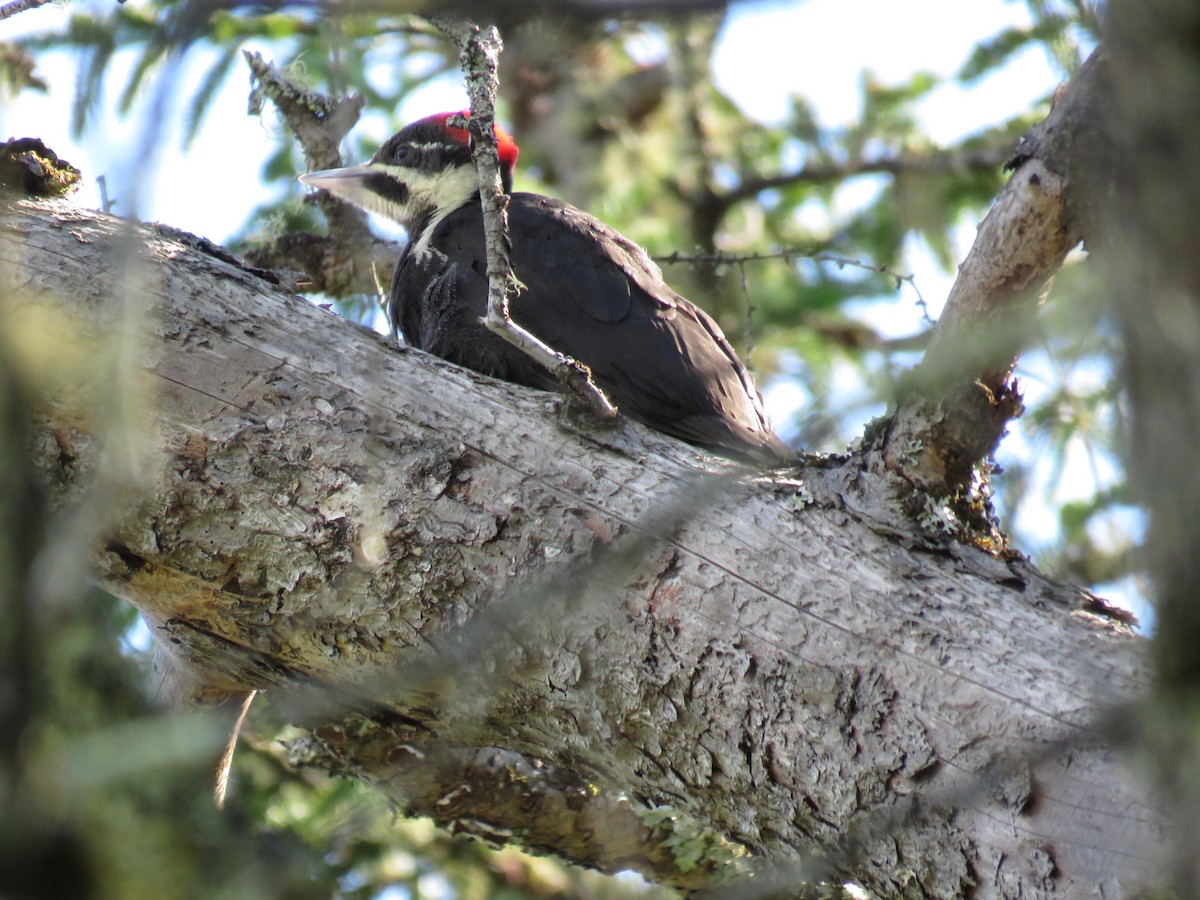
[0,196,1160,896]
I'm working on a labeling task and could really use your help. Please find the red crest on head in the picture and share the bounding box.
[429,110,520,172]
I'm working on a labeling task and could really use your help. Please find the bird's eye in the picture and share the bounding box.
[393,145,419,165]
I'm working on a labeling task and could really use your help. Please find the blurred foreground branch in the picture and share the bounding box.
[1101,2,1200,889]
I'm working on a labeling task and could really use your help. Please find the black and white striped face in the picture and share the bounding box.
[298,113,517,246]
[371,119,477,178]
[299,128,477,235]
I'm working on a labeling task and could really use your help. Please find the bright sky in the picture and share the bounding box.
[3,0,1064,242]
[2,0,1147,624]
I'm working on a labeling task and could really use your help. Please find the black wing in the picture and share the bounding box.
[390,193,790,465]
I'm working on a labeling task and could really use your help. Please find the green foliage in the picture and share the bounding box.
[636,805,746,878]
[0,547,336,900]
[959,16,1076,81]
[228,725,674,899]
[0,42,46,96]
[989,256,1132,585]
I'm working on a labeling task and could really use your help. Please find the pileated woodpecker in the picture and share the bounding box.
[300,112,790,465]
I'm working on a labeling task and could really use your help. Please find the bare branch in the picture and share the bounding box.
[244,50,388,296]
[241,230,403,298]
[244,51,362,173]
[0,0,54,22]
[873,55,1104,504]
[431,17,619,423]
[654,247,926,310]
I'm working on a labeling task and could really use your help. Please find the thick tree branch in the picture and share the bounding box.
[0,197,1161,896]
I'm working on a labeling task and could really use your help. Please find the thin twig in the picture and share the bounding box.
[96,175,116,214]
[655,247,927,311]
[713,145,1009,215]
[212,689,256,809]
[430,17,618,423]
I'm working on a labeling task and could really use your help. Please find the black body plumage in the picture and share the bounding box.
[300,112,790,465]
[390,193,790,464]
